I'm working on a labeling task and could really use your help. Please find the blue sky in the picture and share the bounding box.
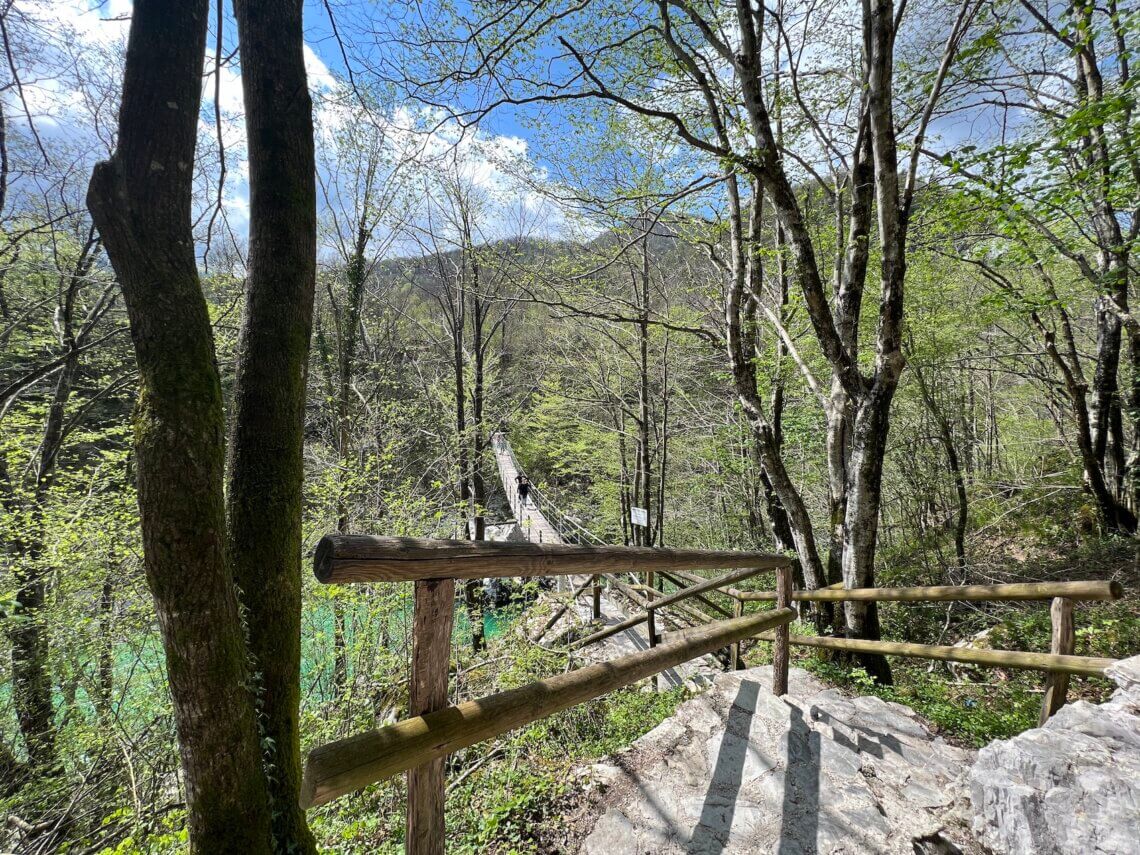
[7,1,568,243]
[8,0,1012,256]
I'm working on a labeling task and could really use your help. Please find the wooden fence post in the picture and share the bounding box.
[407,578,455,855]
[773,564,792,696]
[646,571,658,689]
[729,597,743,671]
[646,571,657,646]
[592,574,601,620]
[1039,597,1074,725]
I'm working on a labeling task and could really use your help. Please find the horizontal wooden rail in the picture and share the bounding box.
[315,535,789,584]
[657,570,735,618]
[669,568,719,586]
[610,577,652,609]
[574,565,773,652]
[532,574,598,643]
[633,584,715,628]
[754,632,1116,677]
[671,568,750,598]
[649,564,778,612]
[738,580,1122,603]
[301,608,796,807]
[570,612,649,648]
[726,581,845,600]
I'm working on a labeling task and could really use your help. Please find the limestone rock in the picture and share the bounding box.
[968,653,1140,855]
[578,665,977,854]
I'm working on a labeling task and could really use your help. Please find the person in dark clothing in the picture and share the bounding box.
[515,474,532,508]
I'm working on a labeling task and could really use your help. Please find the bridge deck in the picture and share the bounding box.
[490,433,717,687]
[490,435,563,546]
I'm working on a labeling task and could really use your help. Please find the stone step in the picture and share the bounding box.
[579,666,979,854]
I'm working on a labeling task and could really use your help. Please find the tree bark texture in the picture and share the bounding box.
[227,0,318,848]
[86,0,273,848]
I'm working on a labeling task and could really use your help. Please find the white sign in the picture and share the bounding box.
[630,506,648,527]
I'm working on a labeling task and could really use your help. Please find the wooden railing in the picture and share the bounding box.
[302,536,794,855]
[302,536,1126,854]
[728,576,1123,725]
[575,566,1122,713]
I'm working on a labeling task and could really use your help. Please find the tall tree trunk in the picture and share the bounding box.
[466,253,487,652]
[825,394,850,587]
[10,508,53,769]
[1067,365,1135,532]
[8,238,102,770]
[87,0,273,846]
[842,390,895,684]
[766,220,812,597]
[226,0,318,846]
[453,303,468,530]
[1125,322,1140,513]
[913,363,968,570]
[98,575,114,719]
[655,338,669,546]
[10,354,79,770]
[618,411,631,545]
[638,302,653,547]
[833,0,906,685]
[1091,302,1122,477]
[330,222,370,695]
[724,176,828,593]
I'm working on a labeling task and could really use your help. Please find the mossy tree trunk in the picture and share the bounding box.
[87,0,317,850]
[86,1,272,844]
[7,232,109,772]
[227,0,318,849]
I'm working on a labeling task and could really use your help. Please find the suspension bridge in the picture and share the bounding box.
[490,431,722,684]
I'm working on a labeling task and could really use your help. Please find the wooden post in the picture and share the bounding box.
[592,574,601,620]
[1039,597,1074,725]
[646,571,657,646]
[406,578,455,855]
[773,565,792,696]
[729,597,743,671]
[646,570,658,689]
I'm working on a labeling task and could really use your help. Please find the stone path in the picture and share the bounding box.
[578,665,979,854]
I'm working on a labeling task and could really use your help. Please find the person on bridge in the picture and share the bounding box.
[515,474,532,508]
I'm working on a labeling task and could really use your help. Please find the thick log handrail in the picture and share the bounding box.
[301,607,796,808]
[314,535,789,584]
[733,580,1122,603]
[753,631,1115,677]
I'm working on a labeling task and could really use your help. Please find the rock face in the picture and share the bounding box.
[969,654,1140,855]
[579,666,977,854]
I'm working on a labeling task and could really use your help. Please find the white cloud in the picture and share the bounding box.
[304,44,337,93]
[4,0,576,260]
